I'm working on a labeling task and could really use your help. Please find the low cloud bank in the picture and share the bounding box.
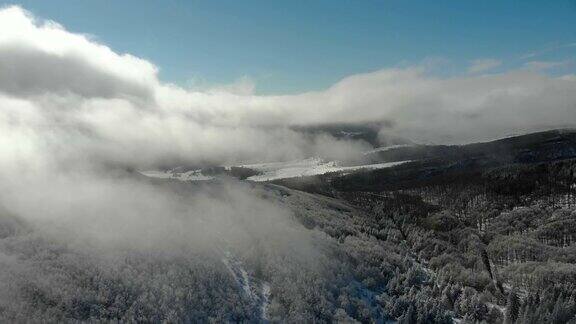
[0,6,574,171]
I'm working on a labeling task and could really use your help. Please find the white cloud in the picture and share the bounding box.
[0,6,157,101]
[523,60,568,71]
[560,74,576,81]
[521,42,576,60]
[467,58,502,74]
[0,6,329,280]
[187,75,257,95]
[0,4,575,174]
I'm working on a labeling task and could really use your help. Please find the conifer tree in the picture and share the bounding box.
[505,290,520,324]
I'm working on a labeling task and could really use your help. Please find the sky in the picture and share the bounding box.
[1,0,575,94]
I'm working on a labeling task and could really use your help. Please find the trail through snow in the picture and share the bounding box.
[221,251,271,321]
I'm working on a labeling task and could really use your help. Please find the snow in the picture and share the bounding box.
[487,302,505,315]
[221,250,271,321]
[221,251,252,298]
[138,170,173,179]
[242,158,409,182]
[348,280,385,322]
[140,157,409,183]
[363,144,413,155]
[139,169,214,181]
[261,282,271,320]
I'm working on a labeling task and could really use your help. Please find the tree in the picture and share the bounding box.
[505,290,520,324]
[399,305,415,324]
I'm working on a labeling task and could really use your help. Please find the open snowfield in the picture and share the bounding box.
[139,170,214,181]
[140,158,409,182]
[241,158,408,182]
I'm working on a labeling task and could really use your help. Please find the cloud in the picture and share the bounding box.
[187,75,257,95]
[156,65,576,146]
[0,5,371,169]
[560,74,576,81]
[164,67,575,144]
[523,60,569,71]
[0,43,153,100]
[521,42,576,60]
[0,6,157,101]
[467,58,502,74]
[0,11,328,303]
[0,4,575,171]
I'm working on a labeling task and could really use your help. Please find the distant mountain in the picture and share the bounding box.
[141,129,576,187]
[271,129,576,193]
[365,128,576,165]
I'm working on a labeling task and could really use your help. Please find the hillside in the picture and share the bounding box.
[271,129,576,323]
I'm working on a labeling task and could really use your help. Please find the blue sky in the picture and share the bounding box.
[2,0,575,94]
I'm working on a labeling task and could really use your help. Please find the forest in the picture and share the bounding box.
[273,129,576,323]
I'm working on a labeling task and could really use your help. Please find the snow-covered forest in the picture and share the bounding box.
[2,130,576,323]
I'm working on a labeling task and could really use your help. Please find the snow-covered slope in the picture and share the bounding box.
[221,250,271,321]
[363,144,413,155]
[140,158,409,183]
[242,158,408,182]
[139,169,214,181]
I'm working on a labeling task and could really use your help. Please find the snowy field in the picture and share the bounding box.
[242,158,408,182]
[141,158,409,182]
[362,144,413,155]
[139,169,214,181]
